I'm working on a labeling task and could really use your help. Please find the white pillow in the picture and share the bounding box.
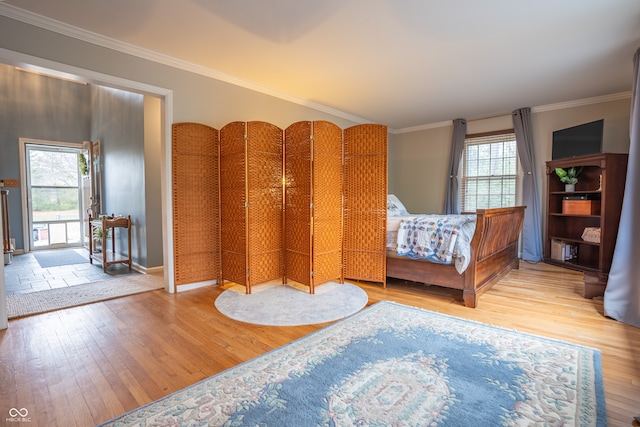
[387,194,409,216]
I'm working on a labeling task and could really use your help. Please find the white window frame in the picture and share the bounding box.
[458,130,522,213]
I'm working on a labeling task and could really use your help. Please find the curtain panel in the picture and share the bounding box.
[512,108,542,261]
[443,118,467,214]
[604,47,640,328]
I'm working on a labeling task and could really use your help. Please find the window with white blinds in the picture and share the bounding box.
[459,131,518,212]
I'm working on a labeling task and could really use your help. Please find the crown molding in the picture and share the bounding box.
[392,92,632,134]
[0,3,373,126]
[392,120,454,134]
[1,4,631,135]
[531,91,631,113]
[0,48,174,98]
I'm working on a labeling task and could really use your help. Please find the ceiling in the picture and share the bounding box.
[2,0,640,130]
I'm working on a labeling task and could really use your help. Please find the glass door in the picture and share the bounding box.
[81,140,101,248]
[26,144,83,249]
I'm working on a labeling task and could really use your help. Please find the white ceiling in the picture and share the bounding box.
[3,0,640,130]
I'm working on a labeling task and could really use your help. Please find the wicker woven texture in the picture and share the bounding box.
[172,122,220,287]
[343,124,388,284]
[173,120,386,291]
[220,122,248,288]
[284,121,343,292]
[220,122,284,292]
[247,121,284,287]
[311,121,343,288]
[284,121,312,286]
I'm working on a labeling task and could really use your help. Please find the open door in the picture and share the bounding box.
[82,140,101,249]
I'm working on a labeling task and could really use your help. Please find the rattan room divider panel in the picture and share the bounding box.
[219,121,284,294]
[219,122,246,288]
[343,124,388,285]
[284,121,343,293]
[171,122,220,288]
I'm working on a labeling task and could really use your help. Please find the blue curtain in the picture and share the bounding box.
[513,108,543,261]
[443,118,467,214]
[604,47,640,328]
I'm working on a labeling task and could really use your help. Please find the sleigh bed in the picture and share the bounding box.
[385,198,525,308]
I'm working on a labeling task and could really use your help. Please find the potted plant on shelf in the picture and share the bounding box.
[92,223,111,253]
[555,167,581,192]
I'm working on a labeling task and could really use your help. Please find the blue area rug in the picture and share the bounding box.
[33,249,87,268]
[99,301,606,426]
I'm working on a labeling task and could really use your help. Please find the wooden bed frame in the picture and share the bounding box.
[386,206,525,308]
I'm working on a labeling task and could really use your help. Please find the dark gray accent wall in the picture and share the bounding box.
[1,65,159,269]
[90,86,152,267]
[0,63,91,250]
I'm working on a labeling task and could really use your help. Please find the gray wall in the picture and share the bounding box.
[0,63,91,250]
[0,64,162,269]
[90,85,159,267]
[389,97,631,215]
[143,96,164,269]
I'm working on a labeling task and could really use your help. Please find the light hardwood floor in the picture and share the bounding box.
[1,261,638,426]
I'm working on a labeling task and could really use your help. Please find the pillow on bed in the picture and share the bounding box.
[387,194,409,216]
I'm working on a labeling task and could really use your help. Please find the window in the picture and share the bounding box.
[459,130,518,212]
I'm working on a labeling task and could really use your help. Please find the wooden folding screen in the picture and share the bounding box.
[284,121,343,293]
[343,124,388,285]
[220,121,284,293]
[171,122,220,288]
[172,120,386,291]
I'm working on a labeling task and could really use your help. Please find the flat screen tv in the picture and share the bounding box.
[552,119,603,160]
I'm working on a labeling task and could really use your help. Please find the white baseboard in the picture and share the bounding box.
[175,279,217,292]
[132,263,164,276]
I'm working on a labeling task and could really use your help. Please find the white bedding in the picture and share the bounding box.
[387,214,477,273]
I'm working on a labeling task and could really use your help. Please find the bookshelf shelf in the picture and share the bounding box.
[544,153,628,298]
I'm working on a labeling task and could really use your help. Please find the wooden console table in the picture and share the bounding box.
[89,214,132,272]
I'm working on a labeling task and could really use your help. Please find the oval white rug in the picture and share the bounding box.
[214,282,368,326]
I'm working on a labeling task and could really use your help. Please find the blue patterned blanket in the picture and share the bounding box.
[99,301,606,426]
[396,214,476,272]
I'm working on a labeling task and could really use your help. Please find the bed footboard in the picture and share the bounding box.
[462,206,525,307]
[386,206,525,308]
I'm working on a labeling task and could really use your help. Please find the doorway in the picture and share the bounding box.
[24,142,83,251]
[0,50,174,330]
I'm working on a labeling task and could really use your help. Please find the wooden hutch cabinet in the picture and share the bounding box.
[544,153,628,298]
